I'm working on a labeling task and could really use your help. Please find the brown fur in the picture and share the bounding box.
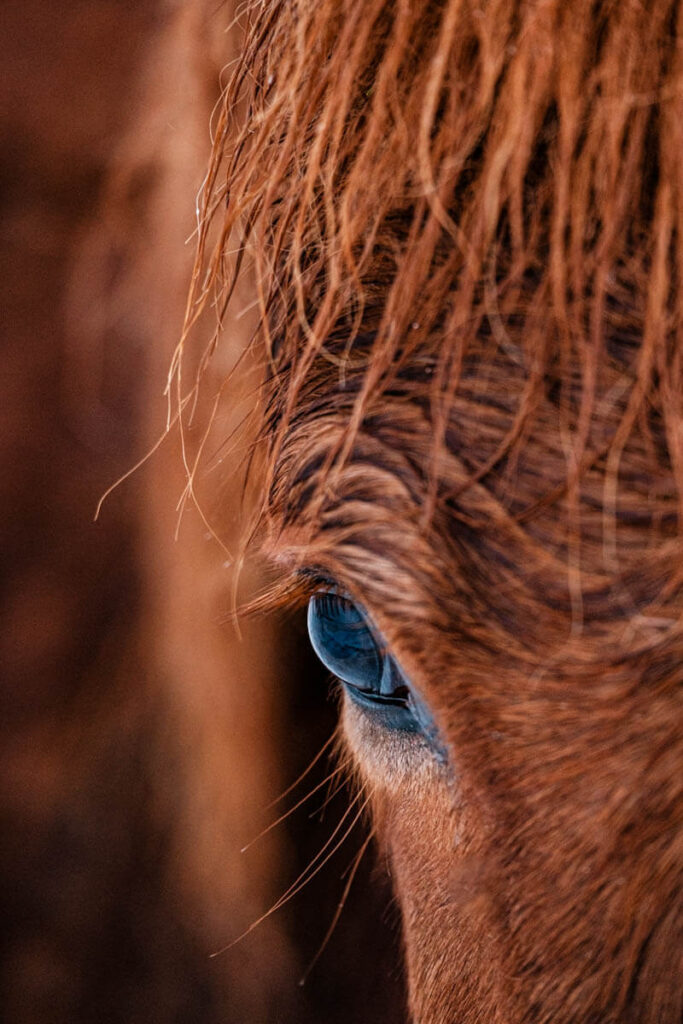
[182,1,683,1021]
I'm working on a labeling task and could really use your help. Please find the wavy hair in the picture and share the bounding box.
[181,2,682,1019]
[184,0,682,651]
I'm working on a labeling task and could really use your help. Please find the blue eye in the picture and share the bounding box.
[307,591,444,753]
[307,592,383,691]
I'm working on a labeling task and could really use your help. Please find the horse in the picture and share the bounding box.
[181,1,683,1021]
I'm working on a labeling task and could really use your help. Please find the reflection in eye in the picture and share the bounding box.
[307,591,444,755]
[307,592,383,691]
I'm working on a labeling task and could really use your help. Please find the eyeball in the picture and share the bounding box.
[307,592,383,692]
[307,591,445,756]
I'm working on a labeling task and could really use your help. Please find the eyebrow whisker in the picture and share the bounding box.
[240,758,348,853]
[211,789,371,958]
[298,828,376,987]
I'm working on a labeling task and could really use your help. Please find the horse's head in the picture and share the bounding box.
[187,2,683,1019]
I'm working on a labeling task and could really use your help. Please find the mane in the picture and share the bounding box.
[182,0,682,666]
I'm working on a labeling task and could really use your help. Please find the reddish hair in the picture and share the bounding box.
[182,1,683,1020]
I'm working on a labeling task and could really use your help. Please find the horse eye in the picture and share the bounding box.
[307,592,383,692]
[307,592,443,753]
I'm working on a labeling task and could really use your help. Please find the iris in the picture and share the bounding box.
[307,591,443,752]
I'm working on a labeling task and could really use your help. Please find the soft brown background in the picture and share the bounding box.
[1,2,404,1020]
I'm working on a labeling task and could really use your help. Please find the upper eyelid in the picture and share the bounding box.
[297,567,336,589]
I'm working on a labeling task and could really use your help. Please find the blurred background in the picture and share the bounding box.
[0,1,404,1020]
